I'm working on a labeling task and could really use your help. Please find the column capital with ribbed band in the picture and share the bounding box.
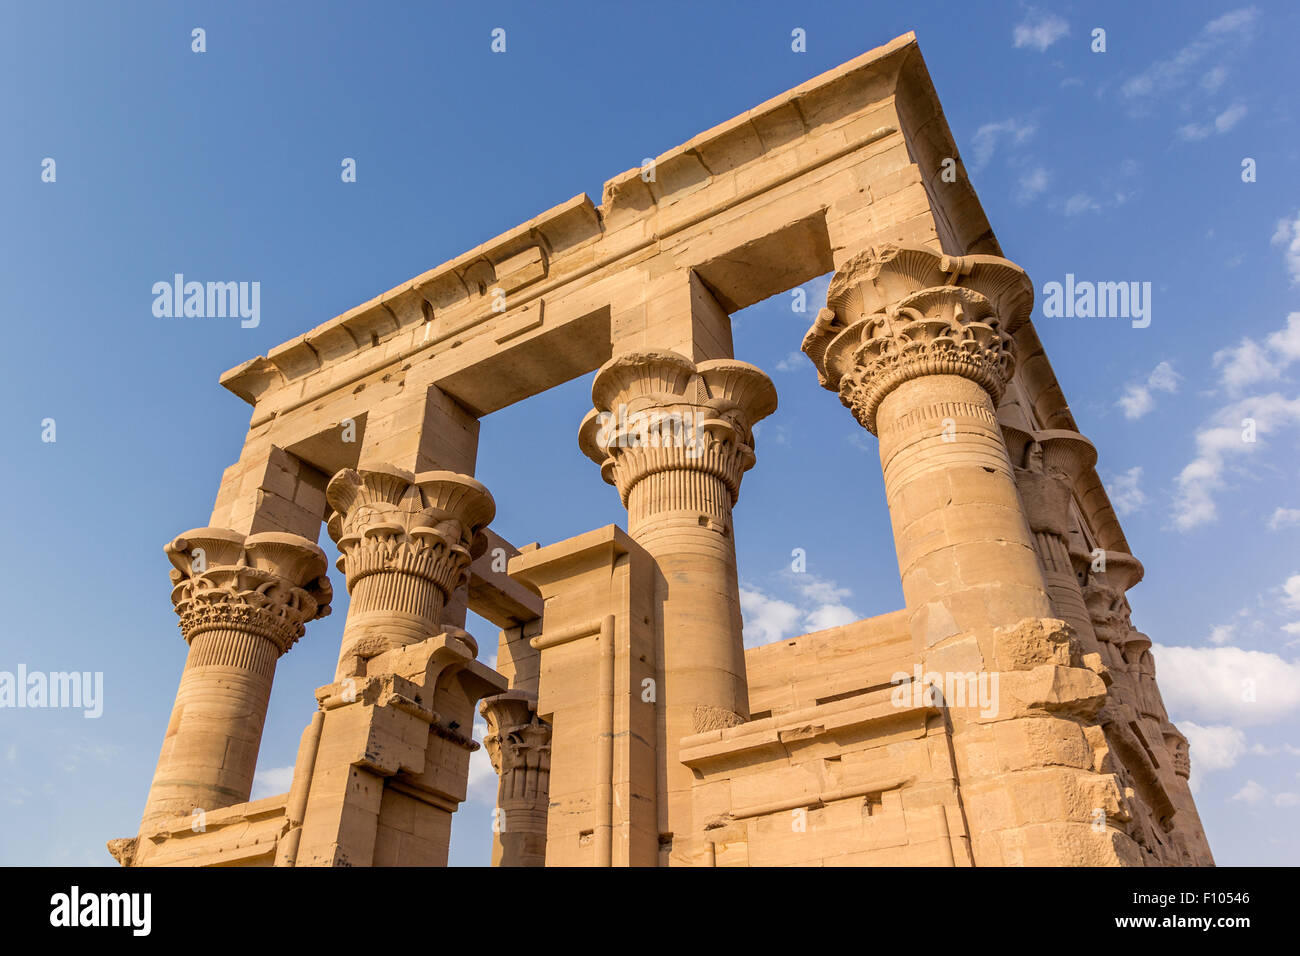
[577,348,776,529]
[139,528,332,837]
[801,243,1032,435]
[165,528,333,654]
[325,464,494,677]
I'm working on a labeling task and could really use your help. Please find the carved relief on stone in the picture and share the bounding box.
[326,464,495,602]
[577,349,777,507]
[164,528,333,655]
[1003,427,1097,539]
[1082,553,1143,651]
[1164,729,1192,780]
[801,244,1034,434]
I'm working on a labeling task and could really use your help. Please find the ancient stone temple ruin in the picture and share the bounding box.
[110,33,1214,867]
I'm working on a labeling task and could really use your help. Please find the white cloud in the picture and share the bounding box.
[1117,361,1180,419]
[466,719,498,804]
[1267,507,1300,530]
[1117,385,1155,420]
[1173,392,1300,530]
[251,765,295,800]
[1227,779,1300,807]
[1013,10,1070,52]
[1272,211,1300,284]
[805,604,859,632]
[1231,779,1268,804]
[1216,102,1248,131]
[1121,7,1258,105]
[969,118,1035,170]
[741,572,860,647]
[1283,574,1300,611]
[1154,643,1300,725]
[1064,193,1101,216]
[1015,166,1050,204]
[1177,103,1248,141]
[1201,65,1229,92]
[1208,624,1236,645]
[1179,721,1247,791]
[740,586,802,646]
[1107,466,1147,516]
[775,351,805,373]
[1214,336,1284,394]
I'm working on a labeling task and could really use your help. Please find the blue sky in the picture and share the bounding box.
[1,1,1297,867]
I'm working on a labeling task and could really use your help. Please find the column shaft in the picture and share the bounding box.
[876,374,1051,647]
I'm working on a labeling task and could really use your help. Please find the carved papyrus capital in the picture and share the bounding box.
[165,528,332,655]
[479,690,552,803]
[577,349,777,507]
[326,464,495,601]
[802,244,1033,434]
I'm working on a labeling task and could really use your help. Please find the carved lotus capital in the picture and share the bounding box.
[577,349,777,505]
[165,528,333,654]
[802,244,1033,434]
[325,464,495,599]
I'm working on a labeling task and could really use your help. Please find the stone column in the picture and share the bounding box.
[480,690,551,867]
[802,243,1052,650]
[1004,427,1100,650]
[287,463,503,866]
[139,529,332,834]
[803,244,1144,865]
[578,349,776,865]
[326,465,495,680]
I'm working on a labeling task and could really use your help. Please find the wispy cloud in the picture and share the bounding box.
[775,351,805,373]
[1173,392,1300,530]
[1117,361,1180,419]
[1121,7,1258,107]
[1107,466,1147,516]
[1179,721,1246,791]
[1268,507,1300,531]
[1177,103,1248,141]
[1272,211,1300,284]
[1014,166,1050,204]
[251,765,294,800]
[969,118,1036,171]
[1013,10,1070,52]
